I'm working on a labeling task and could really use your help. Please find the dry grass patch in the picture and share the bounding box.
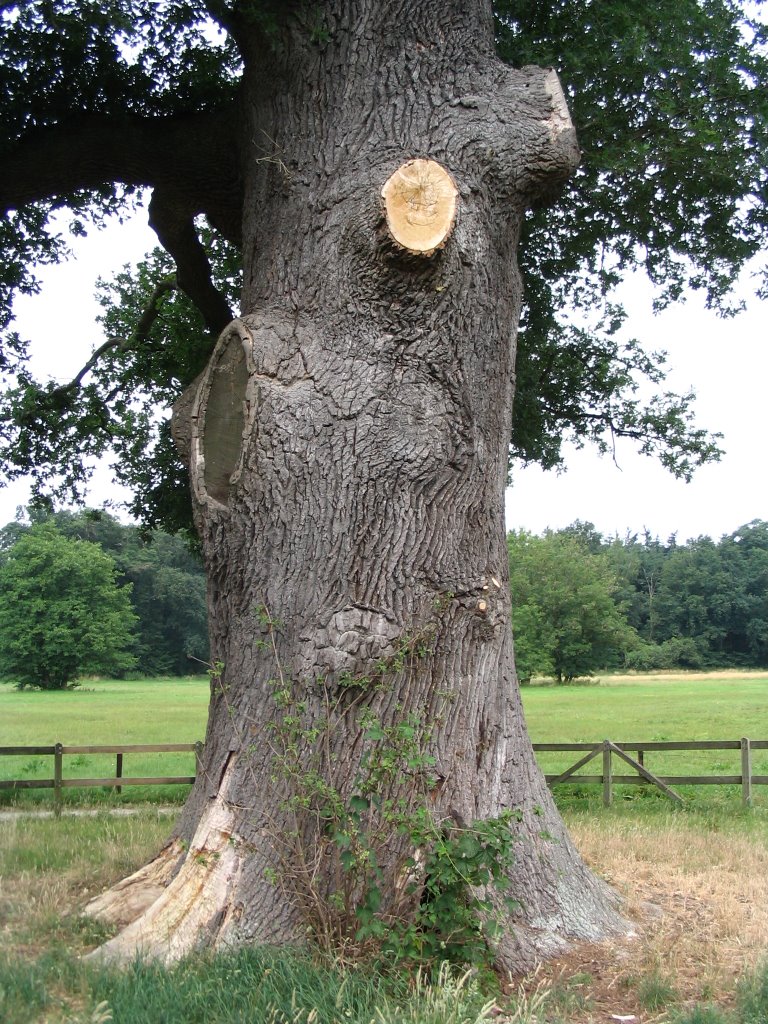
[596,671,768,684]
[0,811,173,958]
[3,806,767,1022]
[521,812,768,1020]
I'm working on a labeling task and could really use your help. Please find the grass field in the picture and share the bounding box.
[522,671,768,746]
[0,677,210,805]
[2,671,767,809]
[3,672,768,1021]
[520,671,768,812]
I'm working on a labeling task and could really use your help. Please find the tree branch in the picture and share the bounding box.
[2,106,241,342]
[148,191,234,337]
[0,109,242,243]
[48,278,178,403]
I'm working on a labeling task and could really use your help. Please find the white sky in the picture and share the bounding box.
[507,272,768,543]
[3,208,767,542]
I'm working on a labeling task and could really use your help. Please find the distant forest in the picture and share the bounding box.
[1,509,765,682]
[508,520,768,681]
[0,508,208,677]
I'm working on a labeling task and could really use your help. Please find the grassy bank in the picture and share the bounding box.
[2,808,767,1022]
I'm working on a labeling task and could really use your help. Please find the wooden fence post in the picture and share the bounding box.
[741,737,753,808]
[602,740,613,807]
[54,742,63,817]
[115,752,123,795]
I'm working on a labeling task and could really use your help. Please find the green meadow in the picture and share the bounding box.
[0,677,210,805]
[521,671,768,807]
[522,671,768,743]
[1,671,767,808]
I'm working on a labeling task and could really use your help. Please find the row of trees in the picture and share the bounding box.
[0,509,208,688]
[5,507,764,690]
[508,520,768,681]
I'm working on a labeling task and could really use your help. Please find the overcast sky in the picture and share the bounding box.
[507,270,768,543]
[3,209,766,542]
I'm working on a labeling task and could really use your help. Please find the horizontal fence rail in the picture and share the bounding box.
[532,738,768,806]
[2,738,766,813]
[0,742,203,815]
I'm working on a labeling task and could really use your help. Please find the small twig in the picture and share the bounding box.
[253,129,293,179]
[49,277,178,399]
[186,653,212,668]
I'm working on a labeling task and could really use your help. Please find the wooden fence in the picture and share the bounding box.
[533,738,768,806]
[2,738,766,812]
[0,742,202,815]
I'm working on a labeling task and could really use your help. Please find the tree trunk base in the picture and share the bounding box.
[84,796,629,970]
[495,866,627,974]
[84,842,184,933]
[85,797,243,964]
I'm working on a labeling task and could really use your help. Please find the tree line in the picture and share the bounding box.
[508,519,768,681]
[3,507,765,690]
[0,508,208,688]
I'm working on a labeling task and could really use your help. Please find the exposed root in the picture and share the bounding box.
[84,840,185,930]
[87,799,242,964]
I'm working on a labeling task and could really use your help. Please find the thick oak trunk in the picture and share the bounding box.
[89,0,625,969]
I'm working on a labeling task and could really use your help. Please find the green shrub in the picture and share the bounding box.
[0,523,136,689]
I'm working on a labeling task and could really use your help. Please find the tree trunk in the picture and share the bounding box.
[88,0,625,970]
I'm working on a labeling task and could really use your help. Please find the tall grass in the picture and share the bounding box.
[0,814,499,1024]
[671,963,768,1024]
[0,946,499,1024]
[2,806,768,1021]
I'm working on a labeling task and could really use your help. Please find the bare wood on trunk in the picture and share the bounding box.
[381,159,459,256]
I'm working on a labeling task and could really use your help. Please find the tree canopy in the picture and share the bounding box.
[510,520,768,679]
[0,519,136,687]
[507,528,635,681]
[0,0,765,529]
[607,519,768,669]
[0,507,210,675]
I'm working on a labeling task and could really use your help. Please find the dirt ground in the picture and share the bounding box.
[511,815,768,1022]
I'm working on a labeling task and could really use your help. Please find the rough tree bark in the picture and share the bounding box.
[87,0,626,969]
